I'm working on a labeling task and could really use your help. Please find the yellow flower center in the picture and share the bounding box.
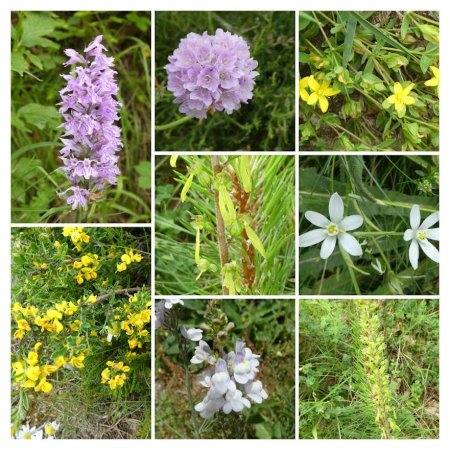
[326,223,339,236]
[418,231,427,240]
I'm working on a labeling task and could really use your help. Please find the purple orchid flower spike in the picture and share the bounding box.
[58,35,122,210]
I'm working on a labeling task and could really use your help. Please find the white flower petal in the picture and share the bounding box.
[409,239,419,270]
[320,236,336,259]
[425,228,439,241]
[419,211,439,230]
[305,211,330,228]
[338,233,362,256]
[299,229,326,248]
[403,229,413,241]
[418,239,439,264]
[329,192,344,223]
[410,205,421,230]
[338,215,363,231]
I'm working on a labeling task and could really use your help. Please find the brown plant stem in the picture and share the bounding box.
[211,155,229,295]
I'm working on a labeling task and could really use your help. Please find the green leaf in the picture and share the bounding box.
[11,52,28,76]
[17,103,60,130]
[254,423,272,439]
[20,12,59,48]
[420,53,434,74]
[50,348,68,360]
[342,13,357,66]
[245,225,266,258]
[400,13,410,39]
[134,161,151,190]
[418,24,439,43]
[180,173,194,202]
[239,155,252,193]
[347,12,420,63]
[25,50,43,70]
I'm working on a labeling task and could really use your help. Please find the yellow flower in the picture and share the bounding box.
[121,254,132,265]
[70,355,85,369]
[75,273,84,284]
[26,351,39,366]
[16,319,31,331]
[69,320,80,332]
[12,361,25,378]
[101,368,111,383]
[13,329,25,340]
[64,301,78,315]
[73,261,83,269]
[299,76,311,101]
[306,77,340,113]
[387,82,416,115]
[26,366,41,381]
[86,295,97,304]
[133,253,143,262]
[54,241,61,249]
[117,262,127,272]
[46,309,62,320]
[54,356,66,368]
[35,377,52,393]
[34,342,43,352]
[41,365,58,377]
[53,318,64,333]
[425,65,439,95]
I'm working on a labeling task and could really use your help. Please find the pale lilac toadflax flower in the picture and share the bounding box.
[58,35,122,209]
[165,29,259,119]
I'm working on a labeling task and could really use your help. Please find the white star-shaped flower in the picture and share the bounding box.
[299,192,364,259]
[404,204,439,270]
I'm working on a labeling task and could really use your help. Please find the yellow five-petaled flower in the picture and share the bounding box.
[386,82,416,115]
[305,76,340,113]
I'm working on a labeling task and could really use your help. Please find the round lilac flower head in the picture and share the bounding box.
[165,29,259,119]
[58,35,122,209]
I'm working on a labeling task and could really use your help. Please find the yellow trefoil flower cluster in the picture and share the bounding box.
[117,248,143,272]
[73,253,99,284]
[300,75,340,113]
[62,227,90,251]
[101,360,130,390]
[33,301,79,334]
[386,82,416,115]
[110,294,151,350]
[12,344,57,394]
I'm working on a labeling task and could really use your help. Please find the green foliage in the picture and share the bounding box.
[156,299,295,438]
[300,11,439,150]
[299,299,439,439]
[299,155,439,295]
[155,11,295,151]
[156,155,295,295]
[11,227,151,439]
[11,11,151,223]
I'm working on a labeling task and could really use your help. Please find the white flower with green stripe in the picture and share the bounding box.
[404,204,439,270]
[299,192,363,259]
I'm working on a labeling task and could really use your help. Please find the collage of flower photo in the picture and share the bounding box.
[8,7,439,443]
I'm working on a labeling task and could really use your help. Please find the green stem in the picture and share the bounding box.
[155,115,194,131]
[353,231,404,237]
[340,246,361,295]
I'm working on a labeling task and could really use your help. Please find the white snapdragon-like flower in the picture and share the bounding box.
[299,192,363,259]
[231,340,260,384]
[181,326,203,341]
[194,341,268,419]
[163,298,184,309]
[244,380,268,404]
[223,380,251,414]
[191,340,216,364]
[404,204,439,270]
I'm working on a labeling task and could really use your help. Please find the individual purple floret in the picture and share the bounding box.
[58,35,122,210]
[165,29,259,119]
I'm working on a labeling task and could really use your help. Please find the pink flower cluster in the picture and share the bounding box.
[165,29,259,119]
